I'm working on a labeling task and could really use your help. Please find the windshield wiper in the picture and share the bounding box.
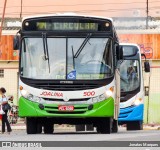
[42,33,50,73]
[72,46,75,70]
[74,33,92,58]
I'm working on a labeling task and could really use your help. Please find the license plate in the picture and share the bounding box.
[58,105,74,111]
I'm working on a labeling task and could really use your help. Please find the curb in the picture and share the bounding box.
[143,126,160,130]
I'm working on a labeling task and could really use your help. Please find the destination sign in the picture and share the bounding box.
[22,17,111,32]
[36,22,98,31]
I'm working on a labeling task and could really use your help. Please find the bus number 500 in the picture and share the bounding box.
[83,91,95,96]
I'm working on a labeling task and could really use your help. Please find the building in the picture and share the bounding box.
[0,18,20,105]
[0,0,160,18]
[1,12,160,122]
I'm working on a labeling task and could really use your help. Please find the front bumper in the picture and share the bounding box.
[118,104,144,122]
[18,96,114,118]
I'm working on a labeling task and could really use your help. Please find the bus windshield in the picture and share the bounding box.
[120,60,140,92]
[21,37,113,80]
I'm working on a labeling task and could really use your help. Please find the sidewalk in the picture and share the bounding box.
[1,119,160,130]
[0,119,76,131]
[143,124,160,130]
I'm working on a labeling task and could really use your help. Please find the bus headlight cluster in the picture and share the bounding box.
[20,89,42,103]
[133,98,143,106]
[91,94,107,103]
[105,87,114,97]
[105,89,113,97]
[89,87,114,104]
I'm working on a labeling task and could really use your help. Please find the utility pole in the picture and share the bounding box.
[20,0,23,20]
[0,0,7,42]
[146,0,149,29]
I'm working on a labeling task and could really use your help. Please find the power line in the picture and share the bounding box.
[0,8,149,15]
[2,5,160,16]
[1,1,160,9]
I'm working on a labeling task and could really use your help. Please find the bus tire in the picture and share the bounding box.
[97,118,112,134]
[127,121,143,130]
[37,123,42,134]
[86,124,94,131]
[26,117,37,134]
[75,125,85,131]
[112,119,118,133]
[44,122,54,134]
[96,127,101,133]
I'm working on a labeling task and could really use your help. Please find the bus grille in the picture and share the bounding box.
[43,98,90,102]
[28,83,100,91]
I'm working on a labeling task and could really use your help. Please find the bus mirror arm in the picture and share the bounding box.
[141,53,146,60]
[116,45,123,61]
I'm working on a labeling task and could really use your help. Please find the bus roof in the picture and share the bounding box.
[22,13,113,22]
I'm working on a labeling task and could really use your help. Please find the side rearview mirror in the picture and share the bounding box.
[13,35,20,50]
[144,61,150,72]
[141,53,150,72]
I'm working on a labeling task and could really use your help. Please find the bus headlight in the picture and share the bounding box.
[92,97,98,103]
[105,90,113,97]
[105,87,114,97]
[34,96,42,103]
[133,98,142,106]
[90,93,108,103]
[88,87,114,104]
[20,89,42,103]
[21,89,31,98]
[99,94,106,101]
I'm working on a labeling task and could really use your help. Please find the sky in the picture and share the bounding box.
[0,0,160,18]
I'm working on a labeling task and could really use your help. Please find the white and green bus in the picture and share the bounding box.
[14,13,123,134]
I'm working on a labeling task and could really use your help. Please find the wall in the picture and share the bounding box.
[0,61,18,105]
[143,60,160,124]
[118,33,160,59]
[0,35,19,61]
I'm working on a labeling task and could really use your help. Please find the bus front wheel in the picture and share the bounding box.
[127,121,143,130]
[96,118,112,134]
[43,120,54,134]
[37,123,42,134]
[26,117,38,134]
[75,125,85,131]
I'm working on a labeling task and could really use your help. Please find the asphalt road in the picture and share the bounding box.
[1,128,160,150]
[0,127,160,141]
